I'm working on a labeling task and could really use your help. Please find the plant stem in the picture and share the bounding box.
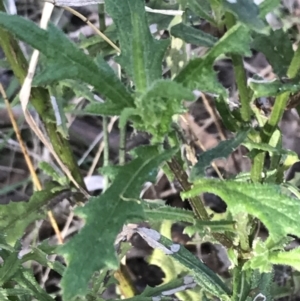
[103,116,109,190]
[261,41,300,146]
[225,12,251,122]
[97,3,109,190]
[225,12,261,182]
[167,158,233,248]
[249,130,265,183]
[287,43,300,78]
[0,0,86,191]
[261,92,289,143]
[250,152,265,183]
[98,3,106,32]
[119,123,126,165]
[232,260,250,301]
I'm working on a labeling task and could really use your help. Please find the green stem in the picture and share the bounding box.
[225,13,251,122]
[250,152,265,183]
[261,92,289,143]
[167,158,233,249]
[248,130,265,183]
[232,260,250,301]
[98,3,109,190]
[103,116,109,190]
[263,40,300,142]
[119,123,126,165]
[98,3,106,32]
[0,1,86,191]
[287,43,300,78]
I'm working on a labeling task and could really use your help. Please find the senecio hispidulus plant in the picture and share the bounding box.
[1,0,300,300]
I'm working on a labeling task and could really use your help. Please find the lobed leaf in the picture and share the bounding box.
[58,146,177,300]
[182,179,300,243]
[175,24,251,96]
[0,12,133,108]
[105,0,169,93]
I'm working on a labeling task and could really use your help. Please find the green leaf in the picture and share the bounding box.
[0,186,66,245]
[148,220,201,301]
[243,140,299,162]
[59,79,97,103]
[249,78,300,97]
[182,179,300,243]
[49,85,69,139]
[252,30,294,77]
[175,24,251,96]
[269,248,300,271]
[21,247,65,276]
[0,291,10,301]
[143,203,195,223]
[0,236,14,253]
[244,239,276,272]
[147,11,174,32]
[137,228,231,299]
[249,269,274,301]
[215,96,240,132]
[222,0,266,32]
[188,0,216,25]
[0,288,29,299]
[0,12,133,107]
[39,162,68,186]
[83,100,128,116]
[259,0,280,18]
[110,296,172,301]
[58,146,177,300]
[13,268,54,301]
[105,0,169,93]
[140,79,195,101]
[190,129,249,181]
[170,23,217,47]
[184,220,236,237]
[0,242,20,285]
[141,276,198,299]
[133,80,192,140]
